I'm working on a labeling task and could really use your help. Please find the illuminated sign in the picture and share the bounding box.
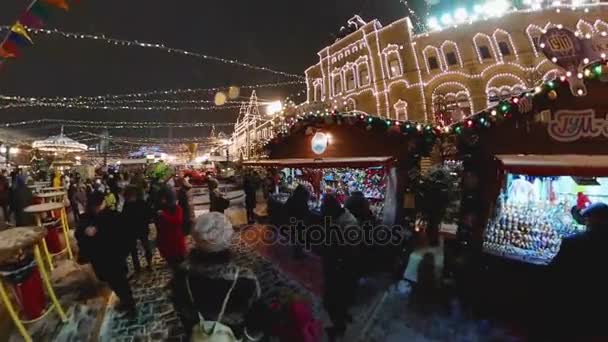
[311,132,329,155]
[547,109,608,142]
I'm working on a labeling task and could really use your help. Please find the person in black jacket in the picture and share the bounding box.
[10,175,33,227]
[243,172,257,224]
[76,191,135,314]
[122,185,154,272]
[546,202,608,339]
[285,185,311,259]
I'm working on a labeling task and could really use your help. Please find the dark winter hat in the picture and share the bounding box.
[581,202,608,218]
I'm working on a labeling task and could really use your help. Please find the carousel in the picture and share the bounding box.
[31,128,88,155]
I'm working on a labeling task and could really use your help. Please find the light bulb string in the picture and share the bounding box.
[0,26,305,80]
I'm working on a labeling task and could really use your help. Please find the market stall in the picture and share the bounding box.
[243,112,438,227]
[451,78,608,265]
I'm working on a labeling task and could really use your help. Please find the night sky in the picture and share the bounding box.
[0,0,407,139]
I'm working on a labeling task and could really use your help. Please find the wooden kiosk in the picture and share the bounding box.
[446,77,608,318]
[243,112,439,275]
[243,112,437,225]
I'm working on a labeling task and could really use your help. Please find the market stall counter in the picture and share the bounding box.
[447,75,608,326]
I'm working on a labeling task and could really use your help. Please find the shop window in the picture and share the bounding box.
[345,70,355,91]
[428,56,439,70]
[389,58,402,78]
[498,41,511,56]
[359,67,370,87]
[446,52,458,66]
[478,45,492,60]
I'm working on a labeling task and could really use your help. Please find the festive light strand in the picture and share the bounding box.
[0,97,263,106]
[0,102,243,111]
[0,119,235,128]
[0,26,305,80]
[0,80,305,102]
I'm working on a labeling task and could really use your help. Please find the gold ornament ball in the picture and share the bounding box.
[214,92,227,106]
[547,90,558,100]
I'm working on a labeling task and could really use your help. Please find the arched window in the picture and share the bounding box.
[344,66,356,91]
[493,29,517,61]
[577,20,595,39]
[332,73,342,96]
[473,33,497,63]
[313,79,323,101]
[432,83,474,125]
[440,41,462,68]
[423,46,443,73]
[345,98,356,111]
[393,100,408,121]
[594,20,608,35]
[526,24,544,57]
[486,85,526,106]
[356,58,370,87]
[382,45,403,78]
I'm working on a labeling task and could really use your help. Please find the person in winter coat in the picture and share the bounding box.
[10,175,34,227]
[155,186,187,270]
[103,187,117,212]
[320,194,360,341]
[76,191,135,313]
[544,202,608,339]
[286,185,311,258]
[122,185,154,272]
[0,171,10,223]
[171,212,262,340]
[176,177,195,235]
[208,177,229,213]
[344,191,378,275]
[243,173,257,224]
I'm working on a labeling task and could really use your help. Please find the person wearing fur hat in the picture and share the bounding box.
[155,186,187,270]
[171,212,262,340]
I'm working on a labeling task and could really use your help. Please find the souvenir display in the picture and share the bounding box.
[484,175,593,265]
[271,167,388,220]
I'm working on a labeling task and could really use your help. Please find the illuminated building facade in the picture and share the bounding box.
[304,4,608,123]
[230,91,278,160]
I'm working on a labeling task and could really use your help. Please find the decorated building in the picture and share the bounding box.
[229,91,278,160]
[304,4,608,123]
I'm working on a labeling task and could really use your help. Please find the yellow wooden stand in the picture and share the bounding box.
[26,201,74,271]
[0,244,68,342]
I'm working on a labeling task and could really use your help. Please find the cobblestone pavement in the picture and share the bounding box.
[98,230,321,342]
[362,282,523,342]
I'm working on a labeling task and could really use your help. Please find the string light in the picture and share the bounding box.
[0,80,305,103]
[0,27,304,80]
[0,102,243,112]
[0,119,235,129]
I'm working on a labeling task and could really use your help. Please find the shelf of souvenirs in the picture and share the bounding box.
[483,200,586,265]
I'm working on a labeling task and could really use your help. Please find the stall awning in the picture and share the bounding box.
[242,156,394,168]
[496,154,608,177]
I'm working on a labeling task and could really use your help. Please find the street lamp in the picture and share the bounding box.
[266,101,282,115]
